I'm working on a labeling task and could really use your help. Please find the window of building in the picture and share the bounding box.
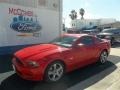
[38,0,46,6]
[46,0,59,11]
[0,0,60,10]
[72,24,74,27]
[72,23,76,27]
[0,0,37,8]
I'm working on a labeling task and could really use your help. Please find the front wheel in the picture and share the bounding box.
[98,51,108,64]
[44,61,65,82]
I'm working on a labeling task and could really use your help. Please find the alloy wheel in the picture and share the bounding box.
[47,63,64,82]
[100,51,108,64]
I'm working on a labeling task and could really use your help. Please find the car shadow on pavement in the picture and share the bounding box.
[0,55,13,73]
[0,57,118,90]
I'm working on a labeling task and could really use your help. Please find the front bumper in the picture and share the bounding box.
[12,59,45,81]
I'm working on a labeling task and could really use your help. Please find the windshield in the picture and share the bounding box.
[50,36,77,47]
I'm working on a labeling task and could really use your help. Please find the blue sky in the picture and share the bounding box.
[63,0,120,27]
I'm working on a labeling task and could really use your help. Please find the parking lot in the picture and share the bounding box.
[0,42,120,90]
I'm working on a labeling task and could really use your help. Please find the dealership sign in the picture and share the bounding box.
[9,8,41,33]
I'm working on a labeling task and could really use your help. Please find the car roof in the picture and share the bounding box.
[103,28,118,31]
[83,29,97,31]
[83,30,94,32]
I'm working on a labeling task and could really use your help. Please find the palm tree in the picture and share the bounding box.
[79,8,85,20]
[69,10,77,20]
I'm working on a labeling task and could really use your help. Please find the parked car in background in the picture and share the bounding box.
[97,28,120,45]
[82,29,100,35]
[12,34,111,82]
[67,29,81,34]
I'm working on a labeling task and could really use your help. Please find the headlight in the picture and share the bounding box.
[27,61,39,68]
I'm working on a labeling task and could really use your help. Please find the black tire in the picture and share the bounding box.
[98,50,108,64]
[111,37,115,45]
[44,61,65,83]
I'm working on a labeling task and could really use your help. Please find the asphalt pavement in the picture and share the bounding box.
[0,43,120,90]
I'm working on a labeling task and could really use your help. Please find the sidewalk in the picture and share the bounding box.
[68,48,120,90]
[68,62,120,90]
[85,63,120,90]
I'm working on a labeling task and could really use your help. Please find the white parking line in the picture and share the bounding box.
[0,71,14,84]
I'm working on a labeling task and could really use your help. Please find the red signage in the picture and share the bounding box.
[9,8,33,16]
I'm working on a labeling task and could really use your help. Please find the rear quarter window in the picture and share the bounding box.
[80,36,95,45]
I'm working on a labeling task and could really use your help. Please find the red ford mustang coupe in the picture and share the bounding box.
[12,34,111,82]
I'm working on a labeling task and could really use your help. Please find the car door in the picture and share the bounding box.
[75,36,97,67]
[62,38,87,70]
[60,36,84,71]
[62,47,84,71]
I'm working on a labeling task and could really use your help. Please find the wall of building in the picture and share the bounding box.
[0,0,60,11]
[71,18,116,30]
[0,0,62,46]
[98,22,120,29]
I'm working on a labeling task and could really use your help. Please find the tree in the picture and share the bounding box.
[79,8,85,20]
[69,10,77,20]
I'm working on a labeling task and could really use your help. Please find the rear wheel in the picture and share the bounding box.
[44,61,65,82]
[98,50,108,64]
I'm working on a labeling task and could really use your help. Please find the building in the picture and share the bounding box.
[71,18,117,30]
[98,22,120,29]
[0,0,60,10]
[0,0,63,55]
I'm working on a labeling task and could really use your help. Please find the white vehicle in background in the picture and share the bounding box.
[0,0,62,55]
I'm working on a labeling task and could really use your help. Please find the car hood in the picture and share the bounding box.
[97,33,112,36]
[15,44,60,60]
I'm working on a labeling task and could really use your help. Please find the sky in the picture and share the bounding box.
[63,0,120,27]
